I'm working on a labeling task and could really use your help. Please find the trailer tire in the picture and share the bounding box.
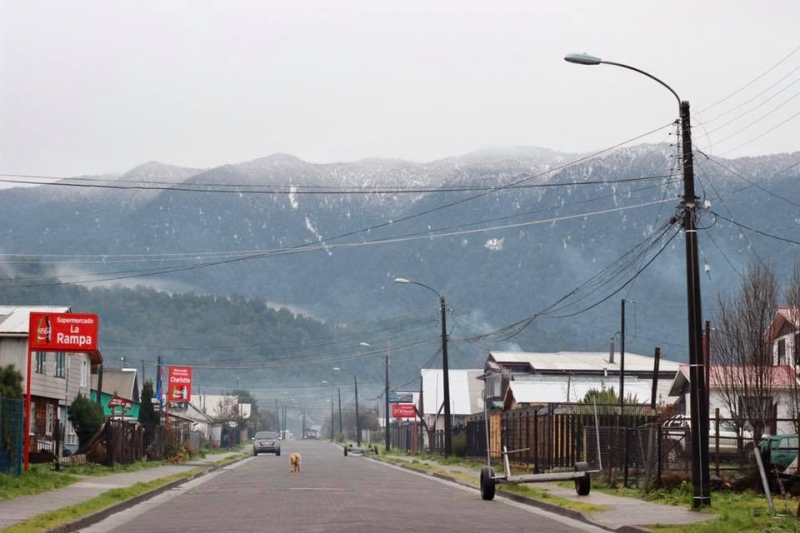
[344,447,348,457]
[480,466,496,501]
[574,461,591,496]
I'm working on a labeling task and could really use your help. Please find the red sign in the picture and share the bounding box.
[168,366,192,402]
[108,396,133,409]
[392,403,416,419]
[28,312,99,352]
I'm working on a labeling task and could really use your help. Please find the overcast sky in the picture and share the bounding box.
[2,1,800,177]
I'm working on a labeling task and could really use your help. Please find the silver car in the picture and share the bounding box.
[253,431,281,456]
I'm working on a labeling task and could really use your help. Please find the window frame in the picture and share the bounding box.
[54,352,66,378]
[35,351,46,374]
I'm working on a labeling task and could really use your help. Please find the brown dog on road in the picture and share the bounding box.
[289,452,301,473]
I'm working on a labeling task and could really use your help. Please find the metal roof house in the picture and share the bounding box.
[91,368,141,419]
[484,350,681,409]
[420,368,484,430]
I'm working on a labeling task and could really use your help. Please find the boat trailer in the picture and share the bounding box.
[480,445,594,500]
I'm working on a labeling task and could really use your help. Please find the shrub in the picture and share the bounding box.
[68,394,105,449]
[452,432,467,458]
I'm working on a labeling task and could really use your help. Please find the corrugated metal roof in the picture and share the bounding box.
[0,306,71,334]
[91,368,139,402]
[505,378,656,405]
[489,350,681,373]
[421,369,484,415]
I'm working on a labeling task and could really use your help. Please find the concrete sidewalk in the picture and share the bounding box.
[383,456,715,532]
[0,451,243,531]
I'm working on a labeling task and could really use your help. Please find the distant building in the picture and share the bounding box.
[483,350,681,409]
[420,368,484,430]
[91,367,141,420]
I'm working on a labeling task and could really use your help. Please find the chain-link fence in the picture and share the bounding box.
[0,395,23,475]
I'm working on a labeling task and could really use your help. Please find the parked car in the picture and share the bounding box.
[759,434,799,472]
[662,415,754,459]
[253,431,281,456]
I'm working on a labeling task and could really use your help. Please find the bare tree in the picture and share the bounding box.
[711,260,778,438]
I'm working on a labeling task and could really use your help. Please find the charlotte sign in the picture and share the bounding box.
[168,366,192,402]
[28,312,99,352]
[392,403,416,419]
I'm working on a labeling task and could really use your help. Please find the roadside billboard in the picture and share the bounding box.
[392,403,416,419]
[28,312,99,352]
[168,366,192,402]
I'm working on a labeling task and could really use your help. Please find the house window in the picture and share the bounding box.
[64,410,78,446]
[29,402,35,434]
[46,404,54,436]
[55,352,66,378]
[486,375,502,399]
[738,396,773,420]
[778,339,786,365]
[35,352,46,374]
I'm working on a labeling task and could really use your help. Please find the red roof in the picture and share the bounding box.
[678,364,798,388]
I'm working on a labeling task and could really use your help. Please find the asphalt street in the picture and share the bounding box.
[77,439,609,533]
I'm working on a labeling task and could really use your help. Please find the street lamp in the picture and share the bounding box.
[334,366,360,447]
[361,341,391,453]
[565,52,710,507]
[394,277,452,458]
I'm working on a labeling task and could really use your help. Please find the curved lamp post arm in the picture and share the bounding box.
[564,53,682,106]
[394,278,441,298]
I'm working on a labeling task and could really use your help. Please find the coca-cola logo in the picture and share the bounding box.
[36,317,50,342]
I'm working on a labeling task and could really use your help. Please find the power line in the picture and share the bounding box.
[699,43,800,114]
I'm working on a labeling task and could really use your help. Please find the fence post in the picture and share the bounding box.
[714,408,720,476]
[657,423,662,488]
[623,427,630,488]
[533,411,539,473]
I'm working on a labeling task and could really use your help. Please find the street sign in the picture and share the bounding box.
[392,403,416,418]
[108,396,133,409]
[28,312,99,352]
[389,392,413,403]
[168,366,192,402]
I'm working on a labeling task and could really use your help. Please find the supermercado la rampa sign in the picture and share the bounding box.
[28,312,99,352]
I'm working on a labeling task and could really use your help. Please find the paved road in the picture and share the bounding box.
[78,440,608,533]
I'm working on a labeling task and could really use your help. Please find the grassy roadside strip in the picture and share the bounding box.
[0,452,248,533]
[0,460,176,502]
[376,454,605,515]
[555,479,800,532]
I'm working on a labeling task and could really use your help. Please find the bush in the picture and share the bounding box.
[452,432,467,458]
[68,394,105,449]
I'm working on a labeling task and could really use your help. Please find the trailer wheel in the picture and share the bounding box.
[344,447,348,457]
[574,461,590,496]
[480,466,496,501]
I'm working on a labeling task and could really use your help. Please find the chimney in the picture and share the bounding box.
[609,336,615,364]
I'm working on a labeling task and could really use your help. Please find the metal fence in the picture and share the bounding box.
[461,405,773,488]
[0,395,23,476]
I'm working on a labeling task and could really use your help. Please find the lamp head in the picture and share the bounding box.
[394,278,410,284]
[359,342,371,347]
[564,53,602,65]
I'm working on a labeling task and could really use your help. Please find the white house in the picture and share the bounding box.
[668,364,799,435]
[768,307,800,367]
[420,368,484,431]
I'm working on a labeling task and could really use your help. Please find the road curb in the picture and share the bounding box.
[386,460,657,533]
[43,456,247,533]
